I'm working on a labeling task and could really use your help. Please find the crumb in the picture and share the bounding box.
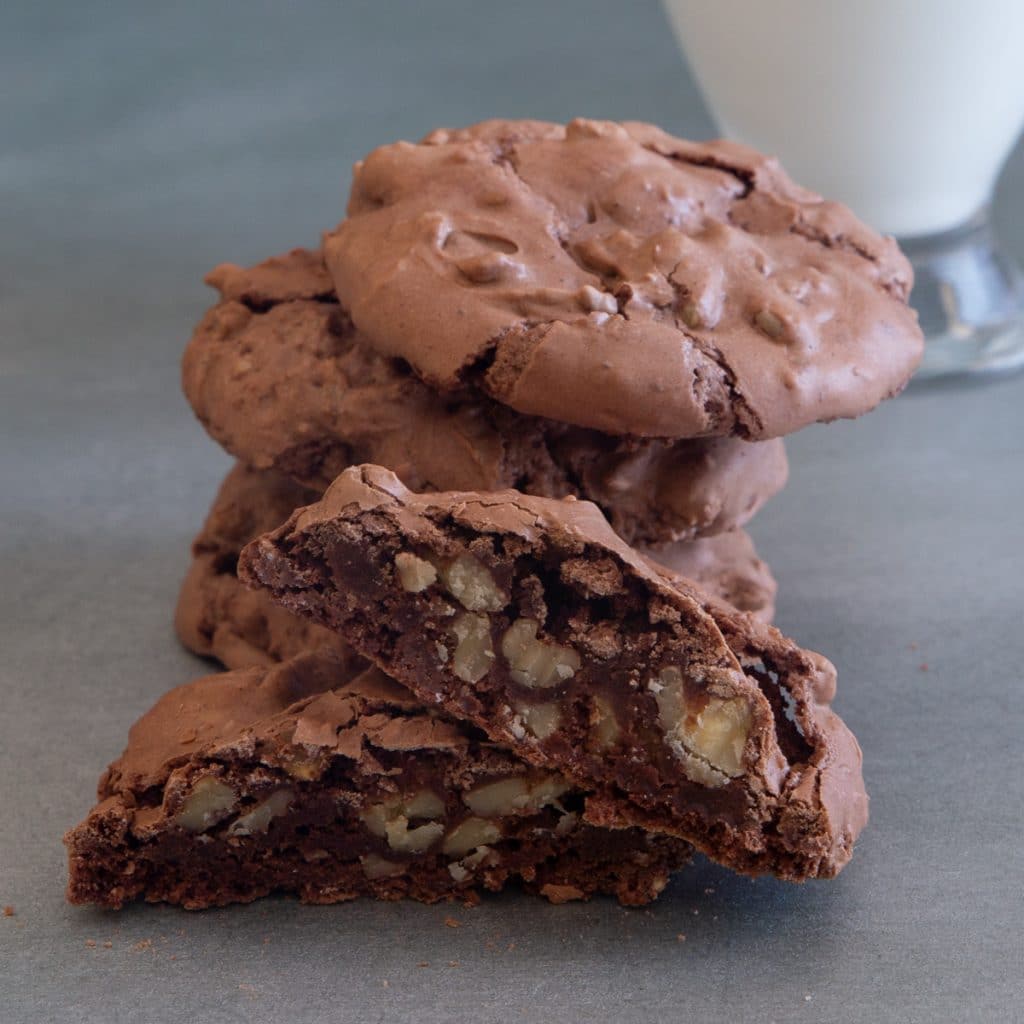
[84,940,96,948]
[382,980,389,989]
[692,908,700,916]
[103,941,112,949]
[448,960,460,968]
[804,994,812,1002]
[919,663,929,672]
[133,939,153,952]
[416,962,429,968]
[444,916,461,929]
[2,906,14,918]
[703,887,715,895]
[539,882,585,903]
[169,954,177,961]
[676,933,686,943]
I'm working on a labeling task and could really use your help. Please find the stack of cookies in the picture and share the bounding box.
[66,119,923,910]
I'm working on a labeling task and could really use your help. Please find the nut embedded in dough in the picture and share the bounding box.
[651,667,751,787]
[395,552,438,593]
[450,612,495,682]
[173,777,237,833]
[501,619,580,689]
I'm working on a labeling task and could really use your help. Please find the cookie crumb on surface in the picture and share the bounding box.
[2,906,14,917]
[444,916,461,928]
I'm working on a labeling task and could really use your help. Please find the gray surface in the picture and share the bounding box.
[2,2,1023,1021]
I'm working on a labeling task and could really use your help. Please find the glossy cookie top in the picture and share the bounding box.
[325,118,922,440]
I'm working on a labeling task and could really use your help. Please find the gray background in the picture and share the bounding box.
[2,2,1022,1021]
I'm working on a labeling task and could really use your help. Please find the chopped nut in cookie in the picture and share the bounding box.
[238,465,870,882]
[65,652,695,910]
[395,552,438,592]
[464,776,569,817]
[440,553,505,611]
[450,612,495,682]
[501,619,580,689]
[651,667,751,786]
[442,817,502,856]
[173,777,236,833]
[361,791,446,853]
[227,789,293,837]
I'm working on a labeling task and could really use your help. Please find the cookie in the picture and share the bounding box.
[176,463,777,671]
[647,530,776,624]
[182,247,788,545]
[174,463,354,670]
[325,118,922,439]
[240,465,867,880]
[65,650,692,909]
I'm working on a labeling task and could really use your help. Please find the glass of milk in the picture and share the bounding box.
[663,0,1024,378]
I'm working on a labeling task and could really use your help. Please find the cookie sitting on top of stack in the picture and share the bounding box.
[66,118,923,911]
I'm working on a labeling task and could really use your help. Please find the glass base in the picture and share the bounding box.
[901,211,1024,380]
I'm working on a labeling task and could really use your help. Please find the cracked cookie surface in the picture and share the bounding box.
[325,118,923,439]
[240,465,867,880]
[176,463,778,672]
[183,247,788,545]
[66,650,692,909]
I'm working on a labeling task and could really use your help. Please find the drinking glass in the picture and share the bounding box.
[663,0,1024,378]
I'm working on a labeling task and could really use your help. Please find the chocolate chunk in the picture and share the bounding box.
[182,247,788,545]
[325,118,922,440]
[240,465,867,881]
[177,463,778,671]
[65,651,691,909]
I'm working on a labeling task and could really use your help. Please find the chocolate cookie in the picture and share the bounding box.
[648,530,776,623]
[325,118,922,439]
[177,463,777,670]
[182,247,788,545]
[174,463,355,669]
[240,466,867,880]
[66,651,692,909]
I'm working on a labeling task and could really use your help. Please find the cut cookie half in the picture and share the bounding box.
[65,651,691,909]
[240,465,867,880]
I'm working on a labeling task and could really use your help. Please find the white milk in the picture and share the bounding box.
[663,0,1024,237]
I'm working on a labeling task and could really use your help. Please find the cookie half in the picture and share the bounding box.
[65,651,692,909]
[240,465,867,881]
[176,463,777,671]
